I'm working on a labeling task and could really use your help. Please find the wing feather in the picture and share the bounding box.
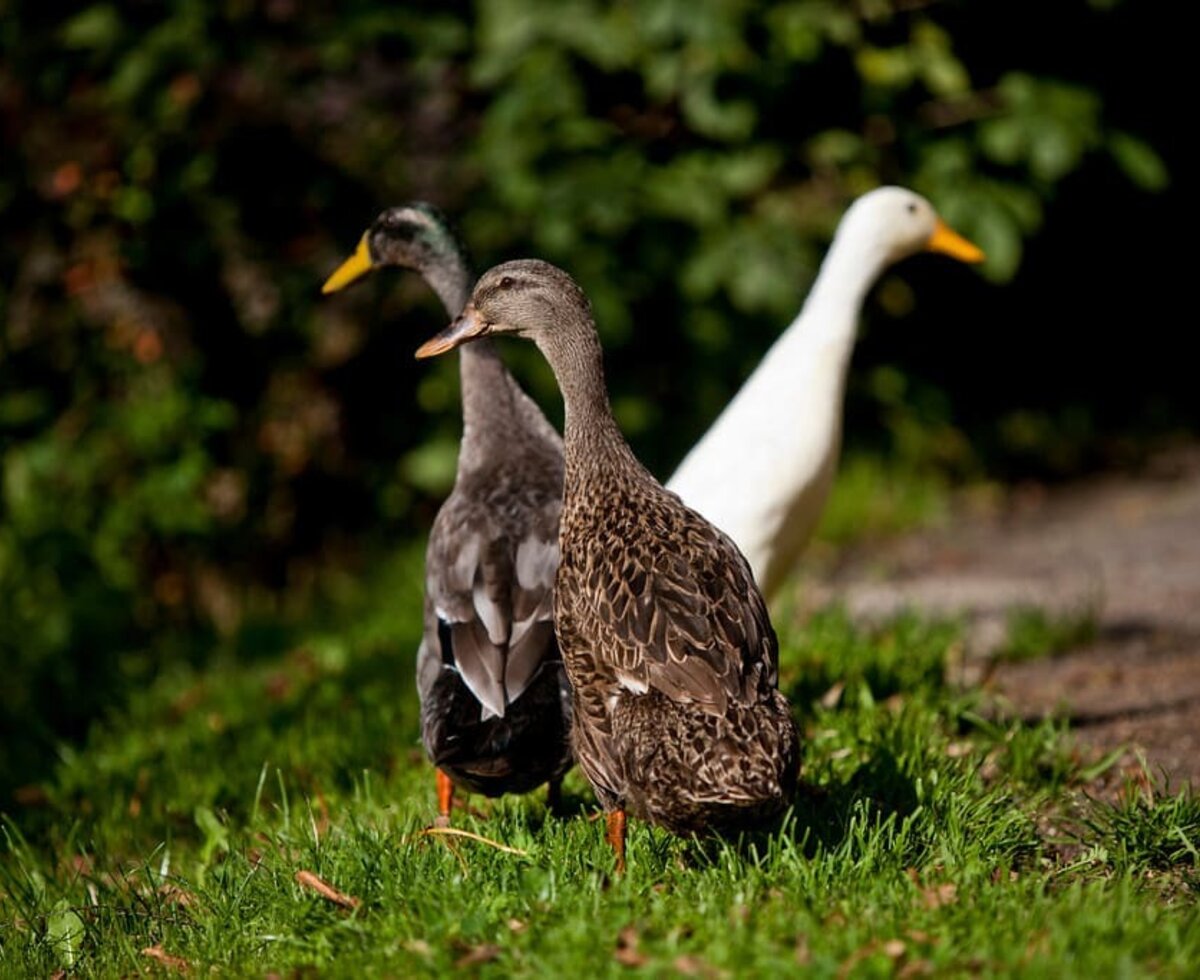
[422,462,561,721]
[449,618,508,719]
[570,493,778,715]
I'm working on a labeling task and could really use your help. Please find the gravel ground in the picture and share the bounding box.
[796,447,1200,790]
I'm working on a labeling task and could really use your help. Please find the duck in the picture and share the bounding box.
[416,259,800,871]
[667,187,984,598]
[322,205,572,824]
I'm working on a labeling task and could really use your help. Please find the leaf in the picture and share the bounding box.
[680,82,756,141]
[1029,126,1079,183]
[765,7,823,61]
[454,944,502,968]
[979,118,1027,166]
[1108,132,1169,191]
[615,925,648,967]
[819,681,846,709]
[141,945,190,973]
[60,4,122,51]
[193,806,229,865]
[856,47,913,88]
[112,186,155,224]
[674,953,718,976]
[158,883,200,910]
[46,899,85,969]
[807,129,867,168]
[921,883,958,909]
[968,202,1024,282]
[402,439,459,495]
[911,21,970,96]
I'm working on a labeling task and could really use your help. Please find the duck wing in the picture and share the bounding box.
[425,484,560,721]
[584,497,779,717]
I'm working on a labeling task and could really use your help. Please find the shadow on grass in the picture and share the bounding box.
[5,632,424,852]
[1,614,303,805]
[686,744,921,865]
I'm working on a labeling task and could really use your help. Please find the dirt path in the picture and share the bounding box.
[797,448,1200,790]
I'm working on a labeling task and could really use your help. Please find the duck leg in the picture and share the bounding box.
[546,777,564,817]
[435,769,454,828]
[605,808,627,874]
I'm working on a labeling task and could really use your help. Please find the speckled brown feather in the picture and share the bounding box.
[555,449,798,833]
[427,259,800,835]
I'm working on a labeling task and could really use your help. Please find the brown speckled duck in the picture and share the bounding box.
[323,206,571,824]
[416,259,800,869]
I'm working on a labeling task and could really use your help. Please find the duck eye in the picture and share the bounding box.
[907,203,918,215]
[499,276,515,290]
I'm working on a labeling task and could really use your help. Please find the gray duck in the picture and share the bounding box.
[323,206,572,823]
[416,259,800,869]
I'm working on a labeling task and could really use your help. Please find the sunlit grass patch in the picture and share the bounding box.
[995,605,1100,664]
[814,454,954,547]
[2,602,1198,976]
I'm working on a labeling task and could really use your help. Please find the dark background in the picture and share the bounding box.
[0,0,1188,794]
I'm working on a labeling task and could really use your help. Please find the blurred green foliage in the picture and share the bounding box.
[0,0,1180,791]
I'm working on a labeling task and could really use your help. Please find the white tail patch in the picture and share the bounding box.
[515,536,558,590]
[616,671,649,695]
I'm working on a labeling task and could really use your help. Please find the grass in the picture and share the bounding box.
[814,454,954,547]
[1,581,1198,976]
[994,606,1101,664]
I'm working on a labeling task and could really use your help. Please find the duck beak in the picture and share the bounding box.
[925,219,985,264]
[321,235,374,294]
[416,306,489,359]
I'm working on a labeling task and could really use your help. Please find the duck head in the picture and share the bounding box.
[415,260,589,359]
[322,202,462,294]
[838,186,984,266]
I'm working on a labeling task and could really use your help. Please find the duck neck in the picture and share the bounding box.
[531,316,636,482]
[457,339,549,462]
[413,250,538,460]
[422,251,471,320]
[795,226,893,356]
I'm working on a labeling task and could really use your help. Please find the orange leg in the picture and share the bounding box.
[605,809,627,875]
[435,769,454,828]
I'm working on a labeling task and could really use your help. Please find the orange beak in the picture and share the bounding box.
[925,219,985,264]
[415,305,490,359]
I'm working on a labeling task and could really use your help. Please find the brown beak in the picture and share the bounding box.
[925,218,985,264]
[415,305,490,359]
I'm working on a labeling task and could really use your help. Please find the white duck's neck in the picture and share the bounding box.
[790,223,893,354]
[666,216,898,573]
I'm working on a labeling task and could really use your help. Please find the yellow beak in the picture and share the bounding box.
[925,218,985,264]
[321,235,374,294]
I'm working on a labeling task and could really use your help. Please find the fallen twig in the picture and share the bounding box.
[415,826,529,856]
[294,870,361,910]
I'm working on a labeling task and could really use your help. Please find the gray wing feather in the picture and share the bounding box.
[449,618,508,719]
[424,483,560,722]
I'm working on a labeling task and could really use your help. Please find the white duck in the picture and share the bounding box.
[666,186,984,598]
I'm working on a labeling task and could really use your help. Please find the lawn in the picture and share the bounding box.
[1,550,1197,976]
